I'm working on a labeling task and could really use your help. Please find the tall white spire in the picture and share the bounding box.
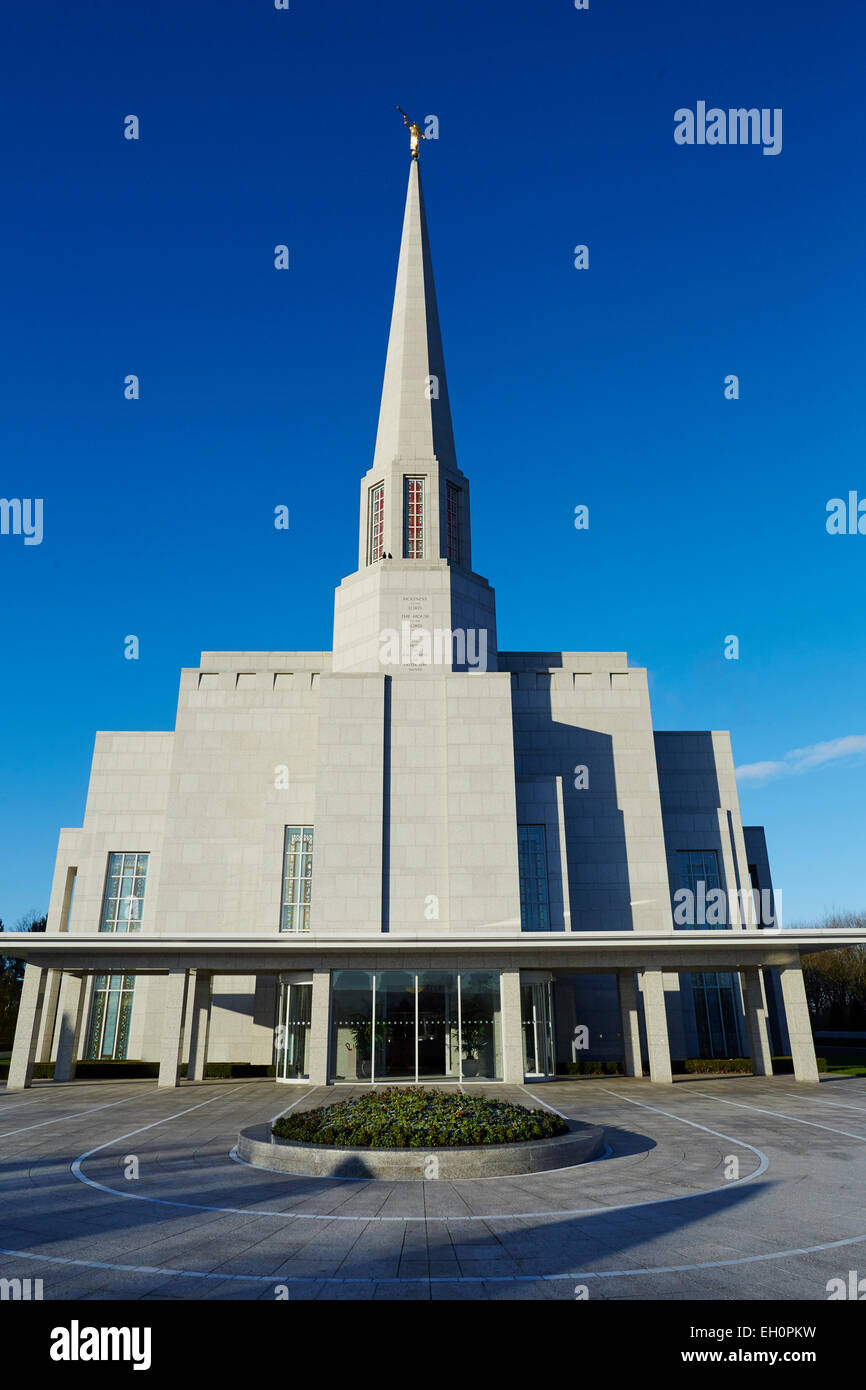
[332,152,497,674]
[372,159,457,475]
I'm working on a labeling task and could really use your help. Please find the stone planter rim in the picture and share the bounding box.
[237,1117,605,1180]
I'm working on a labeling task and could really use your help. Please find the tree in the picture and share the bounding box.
[801,912,866,1031]
[0,910,47,1047]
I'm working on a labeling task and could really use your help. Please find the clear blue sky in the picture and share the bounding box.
[1,0,864,928]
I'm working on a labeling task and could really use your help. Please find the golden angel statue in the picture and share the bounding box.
[397,106,426,160]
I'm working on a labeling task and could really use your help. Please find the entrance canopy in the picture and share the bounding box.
[2,927,862,975]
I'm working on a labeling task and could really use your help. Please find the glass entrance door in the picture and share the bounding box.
[326,971,504,1083]
[417,971,459,1080]
[376,971,416,1080]
[521,979,556,1077]
[275,979,312,1080]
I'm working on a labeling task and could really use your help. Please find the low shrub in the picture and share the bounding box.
[679,1058,753,1075]
[0,1060,54,1079]
[556,1060,623,1076]
[770,1055,827,1074]
[0,1059,277,1080]
[196,1063,276,1079]
[0,1060,55,1079]
[677,1057,828,1075]
[74,1061,158,1079]
[272,1086,569,1149]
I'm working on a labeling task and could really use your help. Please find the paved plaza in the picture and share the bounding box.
[1,1075,864,1301]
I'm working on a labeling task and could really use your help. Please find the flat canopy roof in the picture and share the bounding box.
[1,929,861,975]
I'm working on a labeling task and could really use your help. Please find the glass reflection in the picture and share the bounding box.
[330,970,374,1081]
[324,970,503,1083]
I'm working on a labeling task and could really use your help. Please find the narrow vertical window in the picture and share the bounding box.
[518,826,550,931]
[281,826,314,932]
[101,852,148,934]
[368,482,384,564]
[446,482,461,563]
[86,974,136,1060]
[676,849,721,929]
[675,848,741,1057]
[404,477,424,559]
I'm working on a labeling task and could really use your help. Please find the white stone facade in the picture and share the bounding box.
[5,158,829,1090]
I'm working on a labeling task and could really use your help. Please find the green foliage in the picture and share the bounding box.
[272,1086,569,1149]
[0,1059,279,1079]
[460,1015,489,1060]
[556,1060,623,1076]
[198,1063,276,1079]
[680,1057,753,1074]
[817,1049,866,1077]
[801,927,866,1031]
[74,1061,159,1079]
[0,911,47,1046]
[554,1057,829,1077]
[0,1060,54,1079]
[676,1056,828,1075]
[769,1055,828,1074]
[0,979,18,1049]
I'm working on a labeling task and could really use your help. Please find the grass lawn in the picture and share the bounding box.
[817,1046,866,1078]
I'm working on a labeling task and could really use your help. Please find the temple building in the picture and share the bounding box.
[4,149,836,1091]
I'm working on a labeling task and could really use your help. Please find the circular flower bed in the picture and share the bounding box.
[271,1087,569,1149]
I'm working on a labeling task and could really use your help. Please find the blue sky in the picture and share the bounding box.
[1,0,864,927]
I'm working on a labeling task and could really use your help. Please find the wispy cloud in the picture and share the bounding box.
[736,735,866,785]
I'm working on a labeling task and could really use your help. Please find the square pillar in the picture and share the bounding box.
[158,968,190,1089]
[7,964,47,1090]
[741,967,773,1077]
[501,969,525,1083]
[779,961,819,1083]
[37,969,62,1063]
[641,968,672,1085]
[617,969,642,1077]
[54,973,87,1082]
[186,971,212,1082]
[307,970,331,1084]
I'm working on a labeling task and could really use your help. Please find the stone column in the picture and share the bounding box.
[617,969,642,1078]
[779,961,819,1083]
[186,971,212,1082]
[741,967,773,1077]
[307,970,331,1085]
[500,969,525,1084]
[158,968,190,1089]
[54,973,87,1082]
[37,970,62,1063]
[7,964,47,1090]
[641,968,672,1084]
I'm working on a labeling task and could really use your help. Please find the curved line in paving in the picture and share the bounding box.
[69,1087,770,1222]
[4,1226,866,1287]
[6,1084,864,1287]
